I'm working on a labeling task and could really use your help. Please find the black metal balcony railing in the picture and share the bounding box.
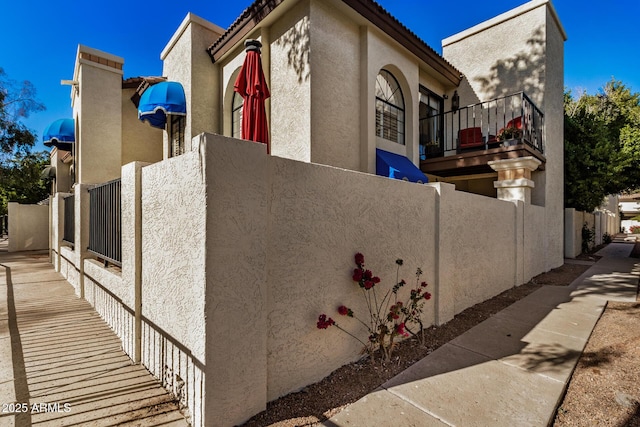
[63,195,75,246]
[88,179,121,267]
[419,92,544,160]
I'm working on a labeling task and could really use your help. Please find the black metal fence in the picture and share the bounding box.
[88,179,121,267]
[63,195,75,246]
[419,91,544,160]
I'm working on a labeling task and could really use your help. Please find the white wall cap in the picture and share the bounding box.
[161,12,225,60]
[73,44,125,82]
[442,0,567,47]
[77,44,124,64]
[488,156,542,172]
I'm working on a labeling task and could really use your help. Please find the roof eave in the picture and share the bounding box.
[207,0,462,86]
[342,0,461,86]
[207,0,286,63]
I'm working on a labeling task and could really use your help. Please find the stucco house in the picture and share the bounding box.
[47,1,567,426]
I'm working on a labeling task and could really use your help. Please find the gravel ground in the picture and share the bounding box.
[241,262,592,427]
[553,300,640,427]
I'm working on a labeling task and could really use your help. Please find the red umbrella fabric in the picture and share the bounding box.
[234,39,271,152]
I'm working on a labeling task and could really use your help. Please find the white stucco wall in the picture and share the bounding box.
[438,190,517,315]
[7,203,49,252]
[442,0,566,272]
[524,204,546,281]
[564,208,595,258]
[73,46,124,185]
[141,150,207,362]
[50,148,72,194]
[308,0,360,170]
[121,88,163,165]
[140,149,207,425]
[162,13,224,157]
[270,1,312,161]
[202,135,269,425]
[267,154,436,400]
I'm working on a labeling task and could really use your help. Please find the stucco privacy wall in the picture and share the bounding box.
[267,154,436,400]
[57,133,555,427]
[140,150,207,426]
[7,203,49,252]
[442,0,566,273]
[436,190,517,316]
[524,204,546,281]
[594,210,618,245]
[564,208,595,258]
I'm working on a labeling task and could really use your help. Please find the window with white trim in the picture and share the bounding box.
[375,70,405,145]
[232,91,243,139]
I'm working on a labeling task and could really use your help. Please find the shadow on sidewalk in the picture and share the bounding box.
[2,263,31,426]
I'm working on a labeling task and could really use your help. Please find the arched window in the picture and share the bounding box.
[232,91,244,139]
[375,70,405,145]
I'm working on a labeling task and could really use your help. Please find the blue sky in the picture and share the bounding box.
[2,0,639,153]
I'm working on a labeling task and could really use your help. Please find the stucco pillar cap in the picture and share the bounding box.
[487,156,542,172]
[494,178,535,189]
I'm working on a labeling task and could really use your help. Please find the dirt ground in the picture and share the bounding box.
[552,243,640,427]
[241,262,593,427]
[553,301,640,427]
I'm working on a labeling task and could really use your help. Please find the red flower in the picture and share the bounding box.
[372,276,381,284]
[317,314,335,329]
[355,253,365,267]
[363,270,373,280]
[338,305,353,317]
[395,322,409,337]
[421,281,428,288]
[424,292,432,300]
[352,268,363,282]
[363,280,374,290]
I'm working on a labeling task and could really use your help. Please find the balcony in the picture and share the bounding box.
[419,92,545,177]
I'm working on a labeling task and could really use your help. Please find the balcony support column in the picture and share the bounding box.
[488,156,542,204]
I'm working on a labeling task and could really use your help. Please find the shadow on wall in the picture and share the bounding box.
[475,27,545,103]
[274,15,310,84]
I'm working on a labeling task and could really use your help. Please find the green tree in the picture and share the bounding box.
[0,151,51,215]
[564,80,640,212]
[0,68,48,215]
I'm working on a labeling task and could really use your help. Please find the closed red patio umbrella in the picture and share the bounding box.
[234,39,271,152]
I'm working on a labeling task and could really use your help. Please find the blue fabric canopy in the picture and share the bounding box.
[376,149,429,184]
[138,81,186,129]
[43,118,75,151]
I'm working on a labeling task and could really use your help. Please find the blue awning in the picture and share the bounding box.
[376,149,428,184]
[43,118,74,151]
[138,81,186,129]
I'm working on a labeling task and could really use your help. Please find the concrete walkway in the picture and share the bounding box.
[0,238,189,426]
[324,239,640,427]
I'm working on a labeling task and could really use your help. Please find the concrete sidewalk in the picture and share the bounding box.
[0,238,189,426]
[324,240,640,427]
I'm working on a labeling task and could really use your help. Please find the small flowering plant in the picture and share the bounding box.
[317,253,433,363]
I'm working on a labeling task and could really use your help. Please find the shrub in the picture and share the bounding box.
[317,253,432,363]
[630,225,640,234]
[582,222,595,253]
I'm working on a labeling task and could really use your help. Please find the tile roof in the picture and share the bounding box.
[206,0,462,85]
